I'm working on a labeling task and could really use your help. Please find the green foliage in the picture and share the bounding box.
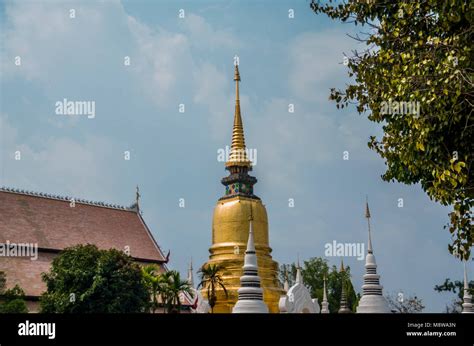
[198,264,227,313]
[0,271,28,313]
[0,271,6,293]
[310,0,473,259]
[164,270,194,313]
[434,277,474,312]
[0,285,28,313]
[279,263,298,287]
[142,266,194,313]
[2,285,25,301]
[279,258,360,313]
[0,298,28,313]
[142,264,164,313]
[40,244,149,313]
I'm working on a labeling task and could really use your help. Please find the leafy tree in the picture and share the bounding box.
[434,277,474,312]
[0,271,28,313]
[142,266,195,313]
[164,270,194,314]
[198,264,227,313]
[279,258,360,313]
[40,244,149,313]
[0,286,28,313]
[279,263,298,288]
[142,265,166,313]
[386,292,425,313]
[310,0,473,259]
[330,264,360,313]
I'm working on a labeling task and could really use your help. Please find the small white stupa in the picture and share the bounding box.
[279,263,320,313]
[462,262,474,314]
[356,200,390,313]
[321,275,330,314]
[232,216,269,313]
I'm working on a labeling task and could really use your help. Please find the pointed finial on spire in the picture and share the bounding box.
[247,216,256,253]
[321,273,330,313]
[188,258,194,288]
[366,196,373,254]
[323,274,328,300]
[295,255,303,284]
[226,63,251,168]
[234,63,241,82]
[465,261,469,291]
[365,195,371,218]
[135,185,141,211]
[340,259,345,272]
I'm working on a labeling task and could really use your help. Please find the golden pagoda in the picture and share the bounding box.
[202,64,284,313]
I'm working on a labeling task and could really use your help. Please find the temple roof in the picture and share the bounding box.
[0,187,166,262]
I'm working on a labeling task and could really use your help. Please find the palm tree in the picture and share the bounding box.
[142,265,166,313]
[165,270,194,313]
[197,264,228,313]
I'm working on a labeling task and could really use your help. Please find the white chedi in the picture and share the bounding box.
[356,201,390,313]
[356,252,390,313]
[279,267,320,313]
[321,275,330,313]
[232,217,269,313]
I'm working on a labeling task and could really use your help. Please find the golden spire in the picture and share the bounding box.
[226,64,252,168]
[340,259,345,272]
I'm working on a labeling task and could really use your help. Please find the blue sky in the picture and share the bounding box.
[0,0,467,312]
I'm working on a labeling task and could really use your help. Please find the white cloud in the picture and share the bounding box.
[127,12,241,111]
[0,114,119,201]
[180,13,242,50]
[127,16,195,106]
[1,0,241,124]
[1,1,125,84]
